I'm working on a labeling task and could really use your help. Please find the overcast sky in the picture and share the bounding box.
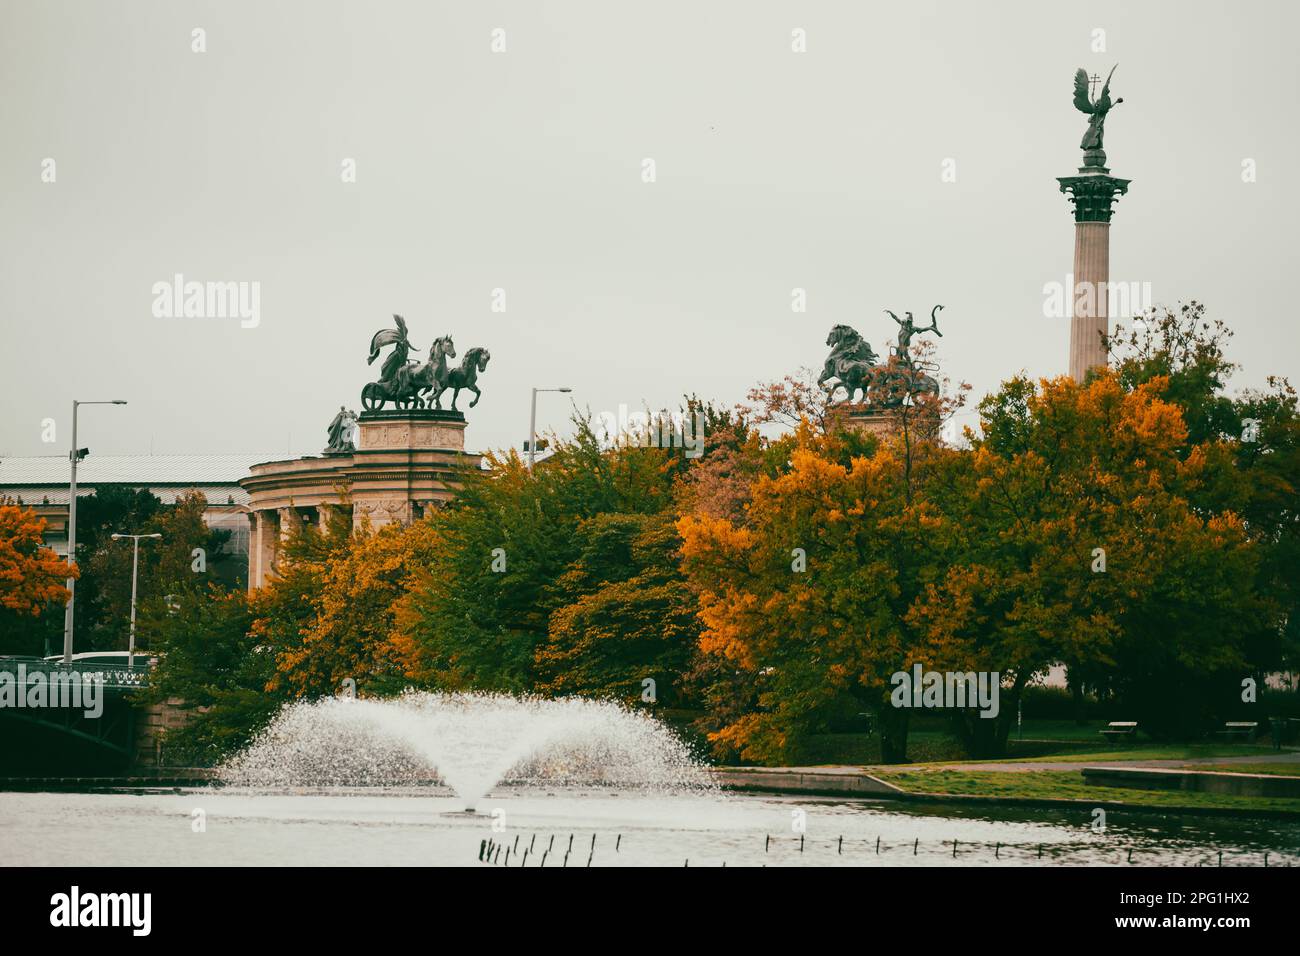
[3,0,1297,459]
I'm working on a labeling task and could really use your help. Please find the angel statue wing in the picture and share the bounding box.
[367,314,415,365]
[1072,68,1094,114]
[1094,65,1118,113]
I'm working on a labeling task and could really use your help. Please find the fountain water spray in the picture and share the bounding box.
[220,691,713,810]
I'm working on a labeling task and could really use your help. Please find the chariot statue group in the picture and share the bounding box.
[819,306,944,408]
[360,314,490,412]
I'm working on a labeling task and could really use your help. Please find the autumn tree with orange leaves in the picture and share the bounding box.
[913,370,1269,754]
[679,420,962,764]
[0,503,72,654]
[245,498,442,700]
[679,346,1276,762]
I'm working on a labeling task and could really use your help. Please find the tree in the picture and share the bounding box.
[87,491,231,654]
[746,368,832,433]
[915,370,1269,749]
[0,503,72,655]
[676,355,968,764]
[678,422,959,763]
[392,441,607,692]
[66,486,162,650]
[271,518,441,698]
[1106,302,1239,445]
[535,512,697,704]
[394,406,729,694]
[138,588,275,765]
[1109,304,1298,710]
[248,500,354,696]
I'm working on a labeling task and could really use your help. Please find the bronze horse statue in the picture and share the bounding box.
[431,347,490,411]
[819,324,879,404]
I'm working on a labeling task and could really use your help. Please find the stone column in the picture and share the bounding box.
[246,511,260,591]
[274,507,295,575]
[1070,221,1110,380]
[248,510,278,591]
[1058,165,1131,382]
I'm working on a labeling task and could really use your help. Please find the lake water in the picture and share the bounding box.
[2,788,1296,867]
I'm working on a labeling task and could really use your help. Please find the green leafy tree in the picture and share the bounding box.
[88,491,230,654]
[536,512,697,704]
[395,404,741,695]
[69,486,162,650]
[139,588,276,765]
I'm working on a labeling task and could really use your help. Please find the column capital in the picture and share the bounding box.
[1057,171,1131,223]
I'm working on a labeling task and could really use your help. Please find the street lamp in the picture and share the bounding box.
[110,532,162,668]
[63,399,127,663]
[528,386,572,470]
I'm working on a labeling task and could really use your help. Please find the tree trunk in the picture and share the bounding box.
[877,706,910,763]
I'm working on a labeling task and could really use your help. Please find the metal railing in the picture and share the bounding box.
[0,657,152,690]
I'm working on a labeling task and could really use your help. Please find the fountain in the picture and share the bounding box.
[219,691,714,810]
[11,689,1297,866]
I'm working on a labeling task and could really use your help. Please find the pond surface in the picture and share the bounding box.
[2,788,1296,866]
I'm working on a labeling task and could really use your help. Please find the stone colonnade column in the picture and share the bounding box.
[246,507,304,589]
[248,510,279,590]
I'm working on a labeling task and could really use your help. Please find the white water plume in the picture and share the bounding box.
[219,691,714,809]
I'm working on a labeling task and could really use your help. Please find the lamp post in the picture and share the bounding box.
[63,399,127,663]
[528,386,572,470]
[110,532,162,668]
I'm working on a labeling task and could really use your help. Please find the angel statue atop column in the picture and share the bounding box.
[1073,65,1123,164]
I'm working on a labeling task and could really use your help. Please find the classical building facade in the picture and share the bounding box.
[239,409,475,590]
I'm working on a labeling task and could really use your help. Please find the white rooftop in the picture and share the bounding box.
[0,455,268,506]
[0,454,267,484]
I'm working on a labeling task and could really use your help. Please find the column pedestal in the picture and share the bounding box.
[351,409,466,531]
[241,408,473,590]
[826,404,897,438]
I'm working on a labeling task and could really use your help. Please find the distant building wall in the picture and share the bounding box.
[0,455,273,586]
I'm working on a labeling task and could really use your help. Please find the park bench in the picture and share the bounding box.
[1216,721,1259,742]
[1100,721,1138,741]
[1269,717,1300,749]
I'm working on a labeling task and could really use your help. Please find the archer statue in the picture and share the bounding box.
[886,306,943,366]
[1073,66,1123,166]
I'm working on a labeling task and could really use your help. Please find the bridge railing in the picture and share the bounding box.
[0,657,152,690]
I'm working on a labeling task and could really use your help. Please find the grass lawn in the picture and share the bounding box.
[1007,744,1275,763]
[799,720,1289,767]
[1008,719,1114,742]
[858,743,1278,769]
[872,768,1300,814]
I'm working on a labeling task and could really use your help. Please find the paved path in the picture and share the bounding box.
[880,751,1300,774]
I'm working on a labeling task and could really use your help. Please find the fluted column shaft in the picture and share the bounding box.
[1070,221,1111,381]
